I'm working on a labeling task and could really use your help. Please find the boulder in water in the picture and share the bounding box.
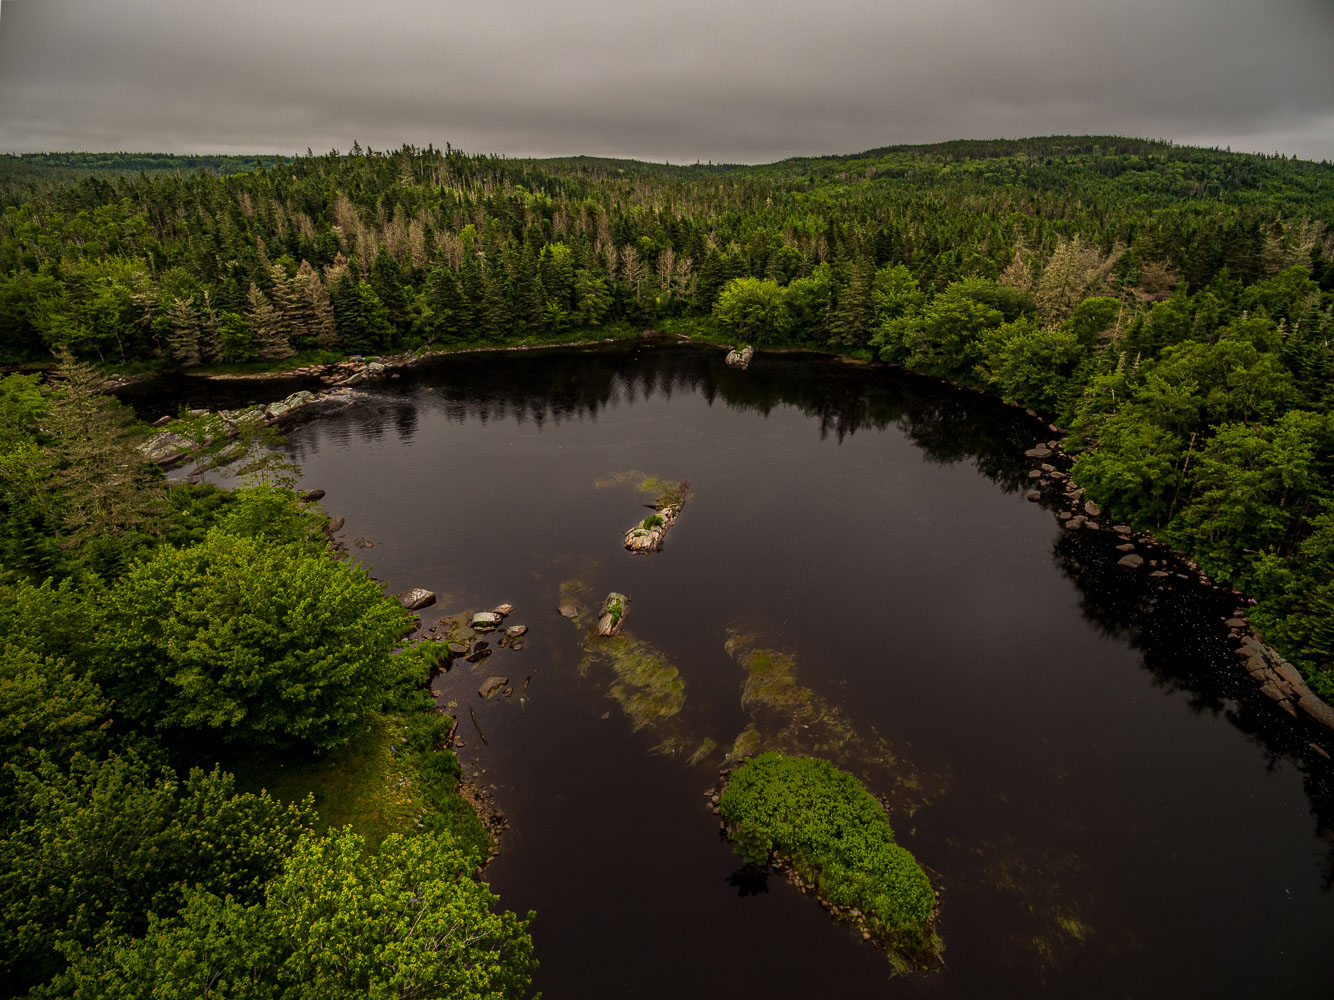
[725,345,756,369]
[597,592,629,637]
[401,588,437,610]
[471,612,502,631]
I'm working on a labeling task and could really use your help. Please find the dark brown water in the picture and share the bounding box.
[124,344,1334,998]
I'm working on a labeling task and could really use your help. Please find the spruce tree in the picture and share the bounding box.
[163,296,202,367]
[246,282,293,360]
[38,351,164,554]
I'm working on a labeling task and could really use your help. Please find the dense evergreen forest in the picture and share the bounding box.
[1,136,1332,996]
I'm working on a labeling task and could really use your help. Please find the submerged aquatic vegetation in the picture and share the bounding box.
[723,626,945,817]
[719,752,941,970]
[580,634,686,729]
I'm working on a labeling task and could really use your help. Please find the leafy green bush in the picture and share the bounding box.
[0,752,311,991]
[92,529,412,749]
[719,752,938,962]
[45,828,536,1000]
[641,513,664,529]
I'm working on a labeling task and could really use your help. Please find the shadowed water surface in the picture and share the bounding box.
[128,344,1334,997]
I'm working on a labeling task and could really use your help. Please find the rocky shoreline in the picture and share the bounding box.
[1020,426,1334,736]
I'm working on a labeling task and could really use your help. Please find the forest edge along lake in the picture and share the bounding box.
[115,341,1334,998]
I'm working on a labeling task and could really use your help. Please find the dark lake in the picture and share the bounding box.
[123,343,1334,997]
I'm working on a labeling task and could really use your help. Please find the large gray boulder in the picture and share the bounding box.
[623,504,682,553]
[401,588,437,610]
[266,390,315,420]
[471,611,502,631]
[138,431,191,465]
[725,345,755,369]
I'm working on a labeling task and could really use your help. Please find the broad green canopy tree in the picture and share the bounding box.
[49,829,537,1000]
[1,753,311,991]
[93,529,412,749]
[713,276,788,343]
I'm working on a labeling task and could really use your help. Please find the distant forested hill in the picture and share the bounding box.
[0,152,285,199]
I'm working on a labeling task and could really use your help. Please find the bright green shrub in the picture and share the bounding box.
[719,752,937,961]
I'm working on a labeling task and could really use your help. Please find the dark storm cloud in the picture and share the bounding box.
[1,0,1331,161]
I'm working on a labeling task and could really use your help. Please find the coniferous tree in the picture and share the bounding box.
[37,351,164,556]
[163,296,202,367]
[245,282,293,360]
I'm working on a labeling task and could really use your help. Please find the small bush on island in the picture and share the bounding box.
[719,752,940,968]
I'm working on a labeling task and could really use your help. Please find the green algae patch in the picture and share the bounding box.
[970,836,1096,971]
[723,627,946,817]
[724,629,859,760]
[720,752,941,971]
[593,471,690,506]
[579,634,686,730]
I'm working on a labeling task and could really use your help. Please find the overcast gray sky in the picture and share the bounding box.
[1,0,1331,163]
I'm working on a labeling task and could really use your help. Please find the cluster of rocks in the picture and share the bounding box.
[137,386,367,467]
[623,503,683,553]
[725,345,755,369]
[455,778,509,859]
[414,603,528,676]
[1227,615,1334,735]
[1024,436,1213,581]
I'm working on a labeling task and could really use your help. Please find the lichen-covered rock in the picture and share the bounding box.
[138,431,192,465]
[471,612,502,631]
[624,504,682,553]
[492,603,515,617]
[597,592,629,637]
[725,345,755,369]
[505,625,528,638]
[266,390,315,420]
[400,588,436,610]
[1117,553,1145,569]
[478,676,508,698]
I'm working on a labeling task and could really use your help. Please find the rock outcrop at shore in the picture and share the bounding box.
[137,386,367,468]
[725,345,755,369]
[400,588,437,610]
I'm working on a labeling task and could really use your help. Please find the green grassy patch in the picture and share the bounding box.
[656,315,727,340]
[233,708,489,862]
[720,752,940,969]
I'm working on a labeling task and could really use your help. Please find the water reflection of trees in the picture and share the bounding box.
[391,344,1040,494]
[1052,529,1334,885]
[151,344,1334,882]
[112,374,325,423]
